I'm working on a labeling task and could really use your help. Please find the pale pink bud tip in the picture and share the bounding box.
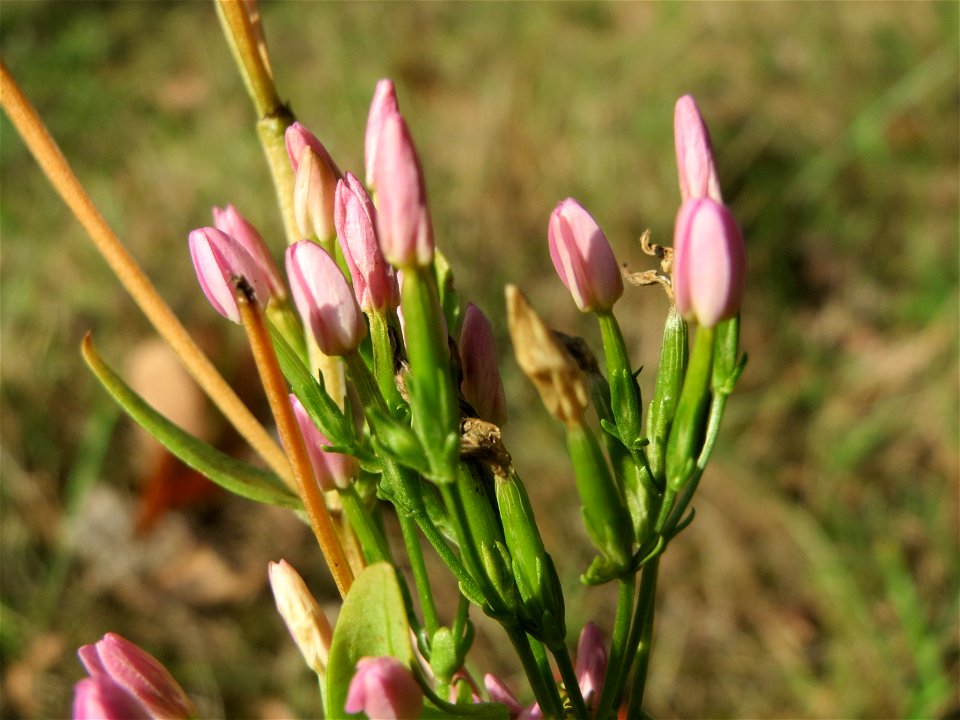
[268,559,334,675]
[212,204,284,296]
[189,227,272,323]
[285,122,341,177]
[344,656,424,720]
[294,145,340,243]
[335,173,400,312]
[575,622,608,704]
[548,198,623,312]
[286,240,366,356]
[674,94,723,203]
[460,304,508,426]
[672,198,746,327]
[77,633,195,719]
[365,79,400,187]
[373,111,434,268]
[72,677,151,720]
[290,395,357,489]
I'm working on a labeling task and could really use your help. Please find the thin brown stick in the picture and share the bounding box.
[235,283,354,597]
[0,61,294,489]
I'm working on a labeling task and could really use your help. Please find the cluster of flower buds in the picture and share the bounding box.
[672,94,746,328]
[74,633,195,720]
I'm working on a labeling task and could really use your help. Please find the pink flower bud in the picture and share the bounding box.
[575,622,607,705]
[548,198,623,312]
[344,656,424,720]
[460,304,508,426]
[77,633,195,719]
[285,122,341,177]
[212,204,284,296]
[72,677,151,720]
[365,79,400,188]
[334,173,400,312]
[294,145,340,242]
[285,240,366,355]
[268,559,334,675]
[372,111,434,268]
[290,395,357,489]
[674,94,723,203]
[484,674,524,718]
[672,198,746,327]
[189,226,272,323]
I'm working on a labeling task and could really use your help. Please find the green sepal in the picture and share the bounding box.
[566,424,634,573]
[434,249,462,337]
[268,321,354,446]
[597,312,643,447]
[367,407,431,476]
[712,315,746,395]
[480,540,518,613]
[646,306,689,484]
[600,418,622,441]
[81,335,300,510]
[326,563,414,718]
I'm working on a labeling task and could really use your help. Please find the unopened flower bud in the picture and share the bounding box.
[460,303,508,426]
[294,145,340,243]
[344,656,424,720]
[72,677,151,720]
[289,395,357,489]
[335,172,400,312]
[77,633,195,719]
[672,198,746,328]
[372,111,434,268]
[286,240,366,356]
[506,285,587,427]
[268,560,334,676]
[674,94,723,203]
[285,121,340,177]
[484,674,524,718]
[189,226,272,323]
[212,204,284,296]
[365,79,400,188]
[575,622,607,705]
[548,198,623,313]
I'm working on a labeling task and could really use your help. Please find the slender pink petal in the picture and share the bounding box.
[365,79,400,188]
[372,111,434,268]
[484,674,523,718]
[189,226,271,323]
[674,94,723,203]
[548,198,623,312]
[345,656,423,720]
[335,173,399,312]
[672,198,745,327]
[72,677,151,720]
[460,304,508,426]
[285,121,341,177]
[290,394,357,489]
[212,204,284,295]
[286,240,366,355]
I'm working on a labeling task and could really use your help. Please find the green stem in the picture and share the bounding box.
[624,556,660,717]
[554,643,588,719]
[508,626,563,718]
[398,511,440,637]
[664,392,728,537]
[594,576,637,719]
[411,507,486,608]
[597,311,642,447]
[338,484,391,564]
[438,480,502,611]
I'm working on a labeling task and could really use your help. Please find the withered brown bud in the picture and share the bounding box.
[505,285,588,427]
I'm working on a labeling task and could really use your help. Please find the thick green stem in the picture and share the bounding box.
[338,484,390,564]
[554,643,588,719]
[623,556,660,717]
[594,577,637,719]
[513,627,564,718]
[398,511,440,637]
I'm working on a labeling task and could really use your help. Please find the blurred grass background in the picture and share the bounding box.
[1,2,957,718]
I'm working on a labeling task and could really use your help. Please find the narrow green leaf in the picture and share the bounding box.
[81,334,300,510]
[326,563,413,718]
